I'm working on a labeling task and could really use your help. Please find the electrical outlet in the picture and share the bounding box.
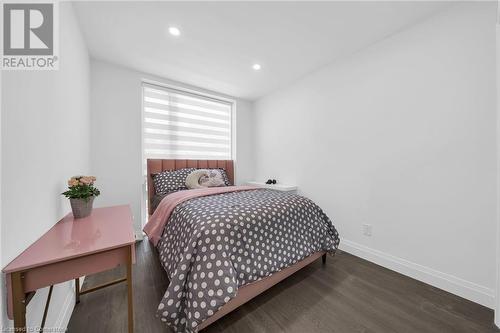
[363,224,372,236]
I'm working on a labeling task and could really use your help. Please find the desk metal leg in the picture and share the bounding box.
[40,285,54,332]
[12,271,26,332]
[127,245,134,333]
[75,278,80,304]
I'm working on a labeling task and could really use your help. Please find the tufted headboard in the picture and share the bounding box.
[146,159,234,215]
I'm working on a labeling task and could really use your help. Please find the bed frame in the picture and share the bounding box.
[146,159,326,330]
[146,159,234,216]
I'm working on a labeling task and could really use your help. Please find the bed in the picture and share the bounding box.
[144,159,340,332]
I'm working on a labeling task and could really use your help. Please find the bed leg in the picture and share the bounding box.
[322,253,327,265]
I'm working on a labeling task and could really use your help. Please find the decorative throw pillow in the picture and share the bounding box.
[200,169,226,187]
[210,168,231,186]
[185,169,208,189]
[186,169,226,189]
[152,168,196,194]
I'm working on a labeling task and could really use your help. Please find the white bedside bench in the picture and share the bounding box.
[246,181,297,193]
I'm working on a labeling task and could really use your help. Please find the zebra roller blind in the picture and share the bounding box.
[142,83,233,159]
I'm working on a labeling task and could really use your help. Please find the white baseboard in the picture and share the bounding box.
[54,277,84,331]
[55,285,75,329]
[339,239,495,309]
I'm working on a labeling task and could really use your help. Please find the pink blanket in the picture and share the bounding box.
[143,186,257,246]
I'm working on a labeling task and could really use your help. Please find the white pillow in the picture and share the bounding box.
[199,169,226,188]
[185,169,208,189]
[186,169,226,189]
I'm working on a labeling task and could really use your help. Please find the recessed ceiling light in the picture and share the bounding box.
[252,63,261,71]
[168,26,181,37]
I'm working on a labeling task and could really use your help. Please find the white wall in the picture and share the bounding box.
[235,100,255,184]
[0,61,4,329]
[1,3,90,329]
[90,60,254,234]
[254,3,497,307]
[496,19,500,329]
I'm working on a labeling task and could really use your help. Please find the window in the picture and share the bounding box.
[142,83,233,160]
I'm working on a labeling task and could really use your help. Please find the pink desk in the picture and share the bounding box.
[2,205,135,333]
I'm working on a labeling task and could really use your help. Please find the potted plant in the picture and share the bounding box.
[62,176,100,219]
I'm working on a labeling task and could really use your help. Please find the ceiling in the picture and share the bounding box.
[74,1,451,101]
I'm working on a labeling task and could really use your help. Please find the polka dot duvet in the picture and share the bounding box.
[155,188,340,332]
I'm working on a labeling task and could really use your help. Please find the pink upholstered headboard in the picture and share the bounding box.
[147,159,234,215]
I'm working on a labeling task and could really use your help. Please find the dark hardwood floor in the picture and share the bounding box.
[67,240,498,333]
